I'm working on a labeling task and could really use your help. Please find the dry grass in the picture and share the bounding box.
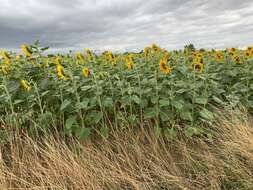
[0,110,253,190]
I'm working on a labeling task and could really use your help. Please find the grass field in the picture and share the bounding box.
[0,43,253,189]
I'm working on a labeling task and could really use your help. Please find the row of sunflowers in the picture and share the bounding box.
[0,42,253,140]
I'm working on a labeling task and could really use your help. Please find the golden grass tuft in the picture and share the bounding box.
[0,110,253,190]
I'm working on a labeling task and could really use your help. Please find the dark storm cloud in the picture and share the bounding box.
[0,0,252,52]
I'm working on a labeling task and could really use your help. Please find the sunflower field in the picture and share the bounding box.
[0,42,253,140]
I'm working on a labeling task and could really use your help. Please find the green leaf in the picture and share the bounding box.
[185,127,197,138]
[207,133,213,142]
[76,99,89,109]
[144,108,157,119]
[160,111,172,122]
[159,99,170,107]
[121,96,131,106]
[171,100,183,110]
[103,97,114,107]
[175,89,188,94]
[212,96,225,105]
[199,108,214,121]
[154,126,161,138]
[60,99,71,111]
[132,95,141,104]
[195,97,208,105]
[65,116,76,130]
[39,111,52,125]
[100,126,109,138]
[164,127,177,141]
[128,115,137,124]
[88,111,103,124]
[180,111,192,121]
[13,99,24,105]
[75,127,91,141]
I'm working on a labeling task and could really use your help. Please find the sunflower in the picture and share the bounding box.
[20,80,32,91]
[232,55,242,64]
[244,50,251,59]
[226,47,237,56]
[193,62,204,73]
[0,50,11,64]
[144,47,149,58]
[76,52,85,63]
[159,59,172,74]
[21,44,32,57]
[215,51,224,62]
[193,52,202,58]
[193,56,204,65]
[152,43,160,53]
[85,48,93,61]
[82,67,90,77]
[55,56,62,65]
[126,56,134,70]
[246,47,253,57]
[0,65,9,74]
[56,64,67,80]
[16,53,22,61]
[163,51,170,61]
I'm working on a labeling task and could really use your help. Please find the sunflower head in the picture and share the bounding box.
[126,59,134,70]
[55,56,62,65]
[232,54,242,64]
[233,55,242,64]
[245,47,253,58]
[159,59,172,74]
[215,51,224,62]
[76,52,85,62]
[144,47,150,57]
[82,67,90,77]
[56,64,67,80]
[20,80,32,91]
[244,50,251,59]
[190,62,204,73]
[163,51,170,61]
[21,44,32,57]
[84,48,93,60]
[151,43,160,53]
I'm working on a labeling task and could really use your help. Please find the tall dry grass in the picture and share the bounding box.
[0,110,253,190]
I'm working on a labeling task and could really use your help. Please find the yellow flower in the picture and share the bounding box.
[20,80,32,91]
[85,48,93,61]
[193,51,202,59]
[163,51,170,61]
[215,51,224,62]
[16,54,22,61]
[126,60,133,70]
[21,44,32,57]
[0,50,11,64]
[244,50,251,59]
[232,54,242,64]
[152,43,160,53]
[246,47,253,56]
[144,47,150,58]
[76,52,85,63]
[125,55,134,70]
[192,62,204,73]
[56,64,67,80]
[55,56,61,65]
[82,67,90,77]
[193,56,203,65]
[0,65,9,74]
[159,59,172,74]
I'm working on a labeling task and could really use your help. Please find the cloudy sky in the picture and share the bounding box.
[0,0,253,52]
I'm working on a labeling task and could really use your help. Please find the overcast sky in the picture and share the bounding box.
[0,0,253,52]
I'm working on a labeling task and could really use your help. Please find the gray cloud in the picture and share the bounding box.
[0,0,253,52]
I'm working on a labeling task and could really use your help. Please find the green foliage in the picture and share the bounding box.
[1,43,253,139]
